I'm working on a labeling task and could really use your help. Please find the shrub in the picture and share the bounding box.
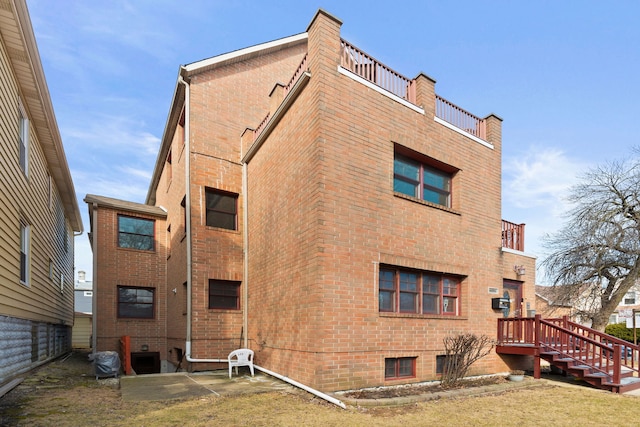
[604,322,637,343]
[441,333,493,387]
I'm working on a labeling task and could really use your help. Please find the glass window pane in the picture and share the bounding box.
[206,212,236,230]
[379,291,394,311]
[211,296,238,309]
[423,168,449,191]
[119,216,154,235]
[443,296,456,313]
[119,234,154,251]
[206,193,236,213]
[399,272,417,291]
[398,358,413,376]
[394,178,418,197]
[423,294,439,314]
[443,278,458,295]
[385,359,396,378]
[400,293,417,312]
[379,270,395,290]
[394,157,419,181]
[423,188,449,206]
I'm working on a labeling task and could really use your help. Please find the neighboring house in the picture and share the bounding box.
[535,285,575,320]
[0,0,83,394]
[608,284,640,326]
[72,271,93,349]
[85,10,534,391]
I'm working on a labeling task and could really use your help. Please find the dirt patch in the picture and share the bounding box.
[0,350,122,426]
[340,376,509,399]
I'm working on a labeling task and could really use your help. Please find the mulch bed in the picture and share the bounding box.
[340,376,509,399]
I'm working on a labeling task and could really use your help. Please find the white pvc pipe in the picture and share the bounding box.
[254,365,346,409]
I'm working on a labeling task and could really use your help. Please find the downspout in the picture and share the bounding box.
[242,162,249,348]
[91,203,98,354]
[178,74,226,364]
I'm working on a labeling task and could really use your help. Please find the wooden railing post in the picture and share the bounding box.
[533,314,542,379]
[613,345,621,385]
[120,335,131,375]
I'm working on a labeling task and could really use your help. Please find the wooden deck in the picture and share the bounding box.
[497,315,640,393]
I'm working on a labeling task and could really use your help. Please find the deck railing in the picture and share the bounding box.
[498,315,640,380]
[502,220,525,251]
[255,41,491,142]
[436,95,486,140]
[284,53,308,98]
[340,39,416,104]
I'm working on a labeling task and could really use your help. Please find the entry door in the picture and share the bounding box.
[503,280,523,318]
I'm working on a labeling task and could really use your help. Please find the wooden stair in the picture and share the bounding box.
[497,315,640,394]
[539,347,640,393]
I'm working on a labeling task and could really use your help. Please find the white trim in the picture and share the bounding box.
[184,33,308,73]
[337,66,425,114]
[501,247,537,259]
[434,116,494,149]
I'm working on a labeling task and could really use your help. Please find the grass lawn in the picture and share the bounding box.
[2,351,639,426]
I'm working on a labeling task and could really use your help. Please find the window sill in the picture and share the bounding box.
[380,312,467,320]
[393,192,460,215]
[116,247,156,254]
[205,225,240,234]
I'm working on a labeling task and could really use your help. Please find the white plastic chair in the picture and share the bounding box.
[228,348,254,378]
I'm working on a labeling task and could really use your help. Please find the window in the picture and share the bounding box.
[208,279,240,310]
[117,286,154,318]
[20,221,30,285]
[379,266,461,315]
[435,355,447,374]
[393,148,454,208]
[118,215,155,251]
[48,259,54,281]
[624,292,636,305]
[166,150,172,186]
[166,225,171,258]
[385,357,415,379]
[205,188,238,230]
[18,100,29,174]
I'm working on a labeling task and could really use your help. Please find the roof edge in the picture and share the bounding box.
[183,32,308,75]
[85,194,167,218]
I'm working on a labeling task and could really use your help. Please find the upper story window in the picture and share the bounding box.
[379,266,461,316]
[393,145,456,209]
[118,215,155,251]
[208,279,240,310]
[205,188,238,230]
[624,292,636,305]
[19,100,29,175]
[117,286,154,319]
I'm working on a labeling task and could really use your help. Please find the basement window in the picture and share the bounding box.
[385,357,416,380]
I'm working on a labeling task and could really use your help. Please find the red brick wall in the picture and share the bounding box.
[94,208,167,360]
[244,10,535,391]
[151,38,308,368]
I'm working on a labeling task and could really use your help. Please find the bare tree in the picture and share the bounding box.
[441,333,493,387]
[542,155,640,331]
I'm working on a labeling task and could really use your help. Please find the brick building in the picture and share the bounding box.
[85,9,535,391]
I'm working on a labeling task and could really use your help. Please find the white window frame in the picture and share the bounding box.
[20,221,30,286]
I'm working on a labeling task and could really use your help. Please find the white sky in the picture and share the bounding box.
[26,0,640,284]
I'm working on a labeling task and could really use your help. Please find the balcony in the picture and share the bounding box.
[339,39,487,140]
[502,220,525,251]
[253,39,490,143]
